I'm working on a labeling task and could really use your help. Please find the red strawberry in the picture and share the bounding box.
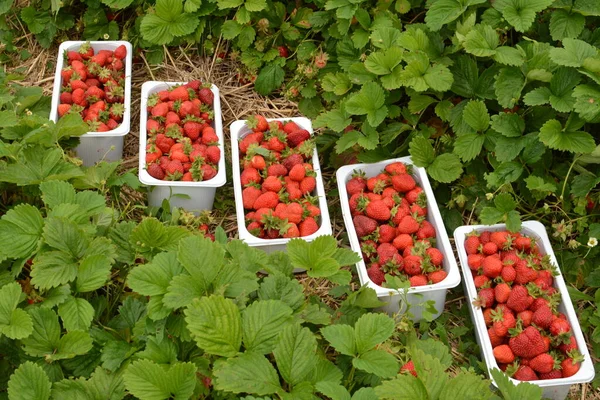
[518,310,533,327]
[289,164,306,181]
[299,217,319,236]
[426,248,443,266]
[409,275,428,286]
[241,167,261,186]
[283,223,300,238]
[78,42,94,59]
[405,187,423,204]
[515,260,539,284]
[509,326,546,358]
[493,344,515,364]
[247,221,264,237]
[501,265,517,283]
[366,200,391,221]
[183,121,202,141]
[559,336,578,354]
[514,236,533,251]
[300,176,316,194]
[539,369,563,380]
[267,164,287,177]
[482,242,498,255]
[247,115,269,132]
[57,104,71,117]
[151,102,169,117]
[416,220,435,239]
[491,307,516,336]
[467,254,484,270]
[400,360,417,377]
[529,353,556,374]
[464,235,481,255]
[283,153,304,171]
[198,88,214,105]
[474,275,490,289]
[165,160,184,178]
[403,255,422,276]
[476,287,495,308]
[169,86,189,101]
[494,283,511,303]
[367,264,385,285]
[397,215,419,234]
[283,121,300,133]
[113,44,127,60]
[384,162,407,176]
[532,305,553,329]
[391,174,416,192]
[287,129,310,147]
[60,92,73,104]
[549,318,571,337]
[506,285,534,312]
[250,155,266,170]
[491,231,511,250]
[202,127,219,144]
[147,163,165,180]
[72,88,87,106]
[346,175,367,195]
[242,186,262,209]
[378,225,397,244]
[561,357,581,378]
[253,192,280,209]
[262,176,282,192]
[488,327,504,347]
[392,234,413,251]
[428,270,447,284]
[513,365,538,381]
[482,256,503,278]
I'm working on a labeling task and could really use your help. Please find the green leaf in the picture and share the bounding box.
[525,176,557,199]
[130,218,190,259]
[137,336,177,364]
[495,136,526,162]
[76,254,113,293]
[454,134,485,162]
[495,67,524,109]
[8,361,51,400]
[140,0,199,45]
[0,282,33,340]
[31,251,78,290]
[352,349,398,378]
[412,349,448,400]
[0,204,43,260]
[354,313,394,354]
[538,119,596,153]
[128,251,184,296]
[213,352,282,396]
[321,73,353,96]
[242,300,293,354]
[490,369,543,400]
[375,374,428,399]
[462,100,490,132]
[409,136,436,167]
[364,47,403,75]
[221,20,242,39]
[101,0,133,9]
[479,207,505,225]
[494,0,554,32]
[490,112,525,137]
[464,24,498,57]
[123,359,197,400]
[53,330,94,361]
[549,38,598,67]
[345,82,388,127]
[21,307,60,357]
[218,0,243,8]
[184,295,242,357]
[439,372,493,400]
[550,9,585,41]
[321,324,356,356]
[425,0,486,32]
[316,381,351,400]
[273,323,318,385]
[255,64,285,95]
[178,235,224,285]
[523,87,551,106]
[573,84,600,121]
[58,297,94,331]
[494,46,525,66]
[494,193,517,213]
[428,153,463,183]
[245,0,266,12]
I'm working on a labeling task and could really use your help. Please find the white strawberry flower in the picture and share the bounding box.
[588,237,598,248]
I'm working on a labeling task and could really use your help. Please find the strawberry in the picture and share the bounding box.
[473,275,490,289]
[416,220,436,239]
[367,264,385,285]
[57,104,71,117]
[428,270,447,284]
[202,127,219,144]
[384,162,407,176]
[509,326,546,358]
[513,365,538,381]
[72,88,87,106]
[464,235,481,255]
[365,200,390,221]
[300,176,316,194]
[183,121,202,140]
[515,260,539,284]
[426,248,443,266]
[476,287,495,308]
[561,356,581,378]
[491,307,516,336]
[299,217,319,236]
[113,44,127,59]
[78,42,94,59]
[559,336,578,355]
[532,305,553,329]
[409,275,428,286]
[249,155,266,170]
[253,192,279,209]
[267,164,287,177]
[403,255,422,276]
[405,187,423,204]
[539,369,563,380]
[287,129,310,147]
[482,242,498,255]
[529,353,556,374]
[165,160,184,178]
[169,86,189,101]
[501,265,517,283]
[283,153,304,171]
[397,215,419,234]
[346,175,367,195]
[283,223,300,238]
[467,254,484,270]
[147,163,165,180]
[247,115,269,132]
[506,285,534,312]
[493,344,515,364]
[514,236,533,251]
[518,310,533,327]
[247,221,264,237]
[241,167,261,186]
[482,256,503,278]
[289,164,306,181]
[199,88,214,105]
[262,176,282,192]
[242,186,261,209]
[494,283,511,303]
[488,327,504,347]
[60,91,73,104]
[399,360,417,377]
[391,174,416,192]
[151,102,169,117]
[392,234,413,250]
[491,231,511,250]
[378,225,397,244]
[549,318,571,337]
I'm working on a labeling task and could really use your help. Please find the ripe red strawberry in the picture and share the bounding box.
[476,287,495,308]
[403,255,422,276]
[408,274,427,286]
[283,223,300,238]
[416,220,436,239]
[473,275,490,289]
[549,318,571,337]
[532,305,553,329]
[518,310,533,327]
[378,225,396,244]
[250,155,266,170]
[247,115,269,132]
[165,160,184,178]
[183,121,202,141]
[539,369,563,379]
[491,308,516,336]
[199,88,214,105]
[169,86,189,101]
[287,129,311,147]
[367,264,385,285]
[559,336,578,355]
[240,167,261,186]
[289,164,305,181]
[405,187,423,204]
[514,236,533,251]
[298,176,316,194]
[78,42,94,59]
[202,127,219,144]
[464,235,481,255]
[509,326,546,358]
[515,260,539,284]
[399,360,417,377]
[513,365,538,381]
[428,270,447,284]
[147,163,165,180]
[267,164,287,177]
[425,248,443,266]
[365,200,391,221]
[501,265,517,283]
[561,357,581,378]
[72,88,87,106]
[262,176,282,192]
[57,104,71,117]
[529,353,556,374]
[392,234,413,250]
[283,121,300,133]
[488,327,504,347]
[493,344,515,364]
[346,175,366,195]
[467,254,484,270]
[253,192,280,209]
[206,146,221,164]
[506,285,534,312]
[384,162,407,176]
[299,217,319,236]
[482,242,498,255]
[242,186,261,209]
[494,283,511,303]
[60,91,73,104]
[397,215,419,234]
[482,256,503,278]
[113,44,127,59]
[391,174,416,192]
[283,153,304,171]
[151,102,169,117]
[376,243,398,264]
[491,231,511,250]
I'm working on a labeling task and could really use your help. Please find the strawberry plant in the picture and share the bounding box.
[238,116,323,239]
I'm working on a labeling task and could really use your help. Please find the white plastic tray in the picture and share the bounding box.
[138,81,226,214]
[50,41,132,166]
[336,157,461,320]
[230,117,332,254]
[454,221,594,400]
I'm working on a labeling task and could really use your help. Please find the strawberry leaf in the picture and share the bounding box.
[57,296,94,331]
[345,82,388,127]
[538,119,596,153]
[550,9,585,41]
[0,282,33,340]
[254,64,285,95]
[140,0,199,45]
[493,0,553,32]
[123,359,197,400]
[8,361,51,400]
[352,349,398,378]
[490,368,543,400]
[242,300,293,354]
[0,203,43,261]
[213,352,282,396]
[273,323,319,386]
[375,374,428,399]
[354,313,395,354]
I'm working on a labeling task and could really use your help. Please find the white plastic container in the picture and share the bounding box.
[230,117,332,254]
[138,81,226,214]
[453,221,594,400]
[336,157,461,321]
[50,41,132,166]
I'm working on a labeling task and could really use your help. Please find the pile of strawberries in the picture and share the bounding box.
[144,82,220,181]
[465,230,583,381]
[239,116,321,239]
[57,42,127,132]
[346,162,446,288]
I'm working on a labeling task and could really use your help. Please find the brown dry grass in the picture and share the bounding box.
[6,35,598,400]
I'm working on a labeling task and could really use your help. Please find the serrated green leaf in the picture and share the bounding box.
[375,374,428,399]
[8,361,51,400]
[494,46,525,66]
[273,323,318,385]
[428,153,463,183]
[321,73,352,96]
[523,87,552,106]
[490,112,525,137]
[464,24,498,57]
[412,349,448,400]
[425,0,486,31]
[52,330,93,361]
[485,161,524,188]
[495,136,526,162]
[255,64,285,95]
[479,207,505,225]
[140,0,199,45]
[408,95,437,114]
[245,0,266,11]
[0,282,33,340]
[321,324,356,356]
[31,251,78,290]
[163,274,204,310]
[242,300,293,354]
[462,100,489,132]
[454,134,485,162]
[364,47,403,75]
[0,204,43,261]
[213,352,282,395]
[439,372,493,400]
[314,108,352,132]
[178,235,223,286]
[345,82,388,127]
[221,20,242,39]
[573,84,600,121]
[549,38,598,67]
[525,175,557,199]
[490,368,543,400]
[257,275,304,311]
[494,0,554,32]
[123,359,197,400]
[130,218,190,259]
[495,67,524,109]
[137,336,177,364]
[550,9,585,41]
[538,119,596,153]
[494,193,517,213]
[58,297,94,331]
[316,381,351,400]
[128,251,184,297]
[185,295,242,357]
[352,349,398,378]
[354,313,394,354]
[409,137,436,167]
[76,254,113,293]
